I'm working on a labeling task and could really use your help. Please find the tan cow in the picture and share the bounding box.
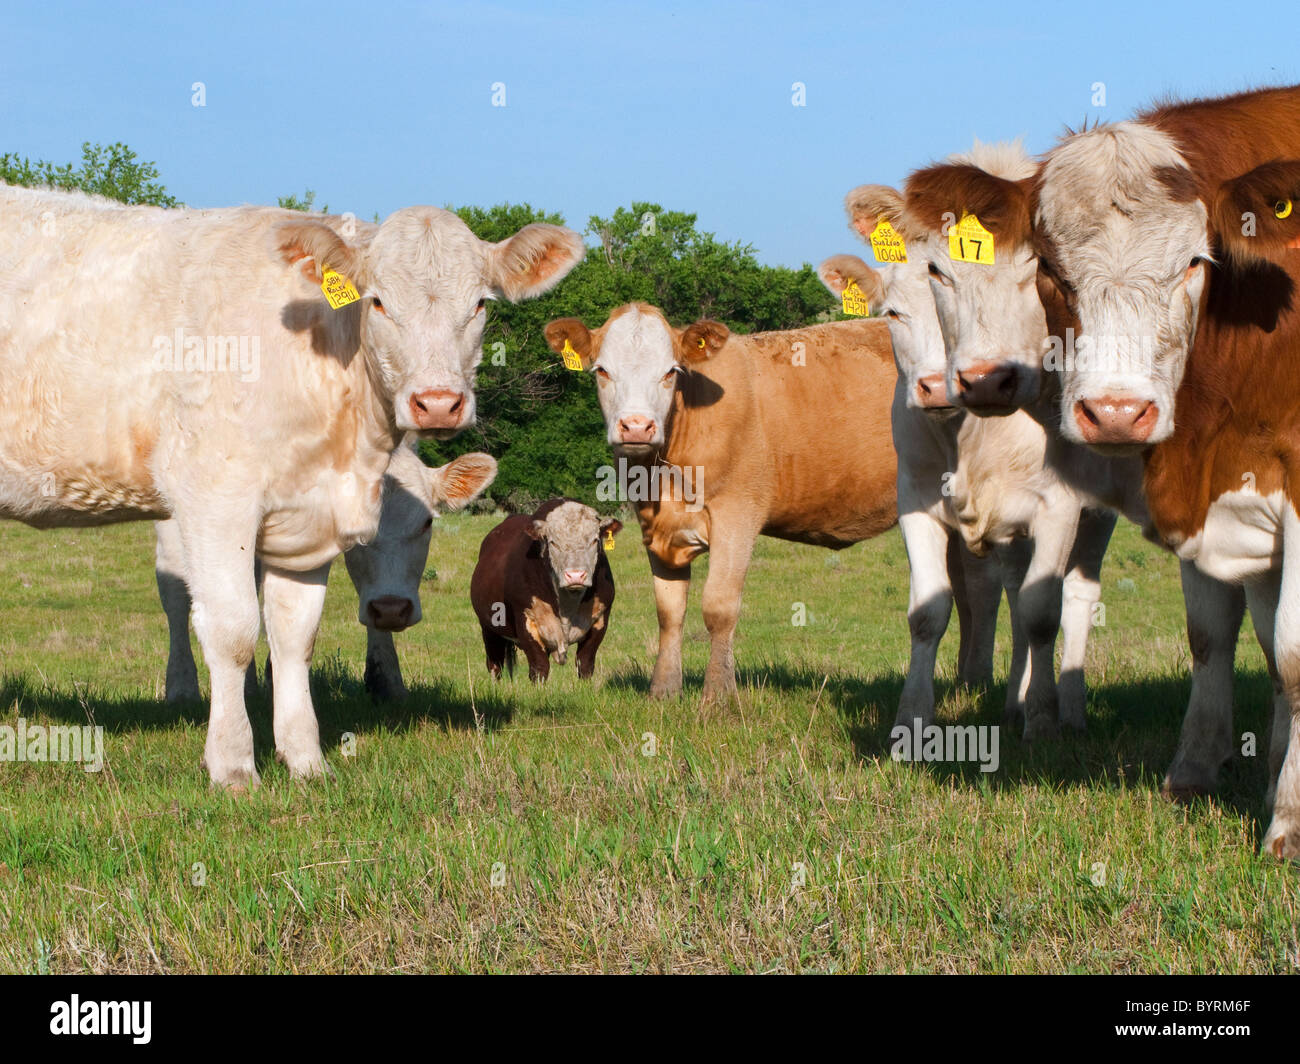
[544,306,902,701]
[0,183,582,787]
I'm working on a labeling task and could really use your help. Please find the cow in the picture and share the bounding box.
[1027,84,1300,858]
[470,499,620,681]
[820,156,1115,738]
[0,182,583,787]
[896,129,1253,831]
[156,445,497,704]
[543,305,904,703]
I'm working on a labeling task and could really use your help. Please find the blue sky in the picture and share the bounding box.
[3,1,1298,266]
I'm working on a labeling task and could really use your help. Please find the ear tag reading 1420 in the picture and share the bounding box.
[949,213,996,265]
[321,268,360,309]
[841,280,870,317]
[870,218,908,264]
[561,339,584,371]
[603,529,615,551]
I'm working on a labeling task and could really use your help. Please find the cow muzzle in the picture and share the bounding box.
[1073,396,1158,447]
[410,389,468,433]
[366,595,416,632]
[561,568,589,590]
[955,361,1020,413]
[616,415,658,445]
[915,373,955,410]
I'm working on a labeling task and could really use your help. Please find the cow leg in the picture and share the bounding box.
[520,630,551,683]
[363,626,408,701]
[897,512,954,728]
[1057,508,1117,732]
[995,538,1032,731]
[951,535,1000,691]
[700,520,758,702]
[648,551,691,697]
[480,624,511,680]
[155,520,201,703]
[181,517,261,789]
[1162,564,1244,798]
[1260,512,1300,858]
[261,563,331,778]
[1018,503,1082,742]
[575,606,612,680]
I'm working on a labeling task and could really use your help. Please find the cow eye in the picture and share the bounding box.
[662,365,681,383]
[371,297,387,316]
[927,262,953,287]
[595,365,611,381]
[476,298,487,313]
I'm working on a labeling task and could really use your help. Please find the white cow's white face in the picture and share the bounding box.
[1036,123,1212,452]
[279,210,585,439]
[544,306,727,458]
[343,446,496,631]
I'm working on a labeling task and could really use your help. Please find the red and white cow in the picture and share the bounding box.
[0,182,582,787]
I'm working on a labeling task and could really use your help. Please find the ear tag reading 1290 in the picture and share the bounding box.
[948,213,996,265]
[603,529,615,551]
[869,218,908,263]
[841,280,870,317]
[561,339,584,371]
[321,268,360,309]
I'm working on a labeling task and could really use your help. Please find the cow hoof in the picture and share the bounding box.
[279,750,331,780]
[650,681,682,699]
[208,767,261,792]
[1160,781,1211,805]
[1002,706,1025,731]
[1022,717,1060,743]
[165,686,202,704]
[1262,817,1300,860]
[1059,714,1087,734]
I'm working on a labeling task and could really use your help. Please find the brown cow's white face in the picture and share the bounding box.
[1036,123,1211,451]
[344,445,497,631]
[279,209,584,439]
[528,501,620,594]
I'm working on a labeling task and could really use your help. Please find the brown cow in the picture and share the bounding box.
[544,306,899,701]
[470,498,621,681]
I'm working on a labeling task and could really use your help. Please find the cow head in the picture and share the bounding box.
[902,142,1045,415]
[1037,121,1300,451]
[278,210,584,438]
[544,305,728,457]
[820,185,954,415]
[527,500,621,596]
[344,444,497,631]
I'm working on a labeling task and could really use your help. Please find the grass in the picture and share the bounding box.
[0,513,1296,973]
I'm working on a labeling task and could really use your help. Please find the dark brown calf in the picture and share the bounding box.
[470,498,620,681]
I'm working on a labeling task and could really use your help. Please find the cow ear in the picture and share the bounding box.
[543,318,595,369]
[277,221,367,287]
[844,184,918,241]
[1212,160,1300,261]
[526,519,546,541]
[429,452,497,511]
[599,517,623,537]
[488,224,586,302]
[678,320,729,362]
[818,254,884,307]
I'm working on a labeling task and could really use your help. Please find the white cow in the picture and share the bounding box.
[819,165,1114,737]
[0,183,583,787]
[899,141,1245,787]
[156,445,497,703]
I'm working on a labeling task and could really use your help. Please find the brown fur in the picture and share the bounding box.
[903,164,1036,249]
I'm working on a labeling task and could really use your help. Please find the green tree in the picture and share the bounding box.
[0,141,178,206]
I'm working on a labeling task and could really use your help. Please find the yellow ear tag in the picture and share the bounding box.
[869,218,908,263]
[603,529,615,551]
[948,213,996,265]
[841,280,870,317]
[561,339,584,371]
[320,267,360,309]
[697,337,707,349]
[1276,198,1293,220]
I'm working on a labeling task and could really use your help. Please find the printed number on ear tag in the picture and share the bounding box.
[948,213,995,265]
[561,339,584,371]
[603,529,615,551]
[869,218,908,264]
[321,268,360,309]
[841,280,870,317]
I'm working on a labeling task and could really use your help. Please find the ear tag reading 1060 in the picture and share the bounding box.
[841,280,870,317]
[603,529,615,551]
[321,268,361,309]
[869,218,908,263]
[561,339,584,371]
[948,213,996,265]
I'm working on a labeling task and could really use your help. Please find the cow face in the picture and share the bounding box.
[527,501,621,595]
[344,445,497,631]
[278,211,584,439]
[1038,124,1300,451]
[544,307,728,457]
[902,144,1045,416]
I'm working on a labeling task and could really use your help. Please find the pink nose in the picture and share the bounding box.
[562,569,588,587]
[409,389,466,431]
[1073,396,1158,445]
[915,372,954,409]
[617,416,656,444]
[367,596,415,631]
